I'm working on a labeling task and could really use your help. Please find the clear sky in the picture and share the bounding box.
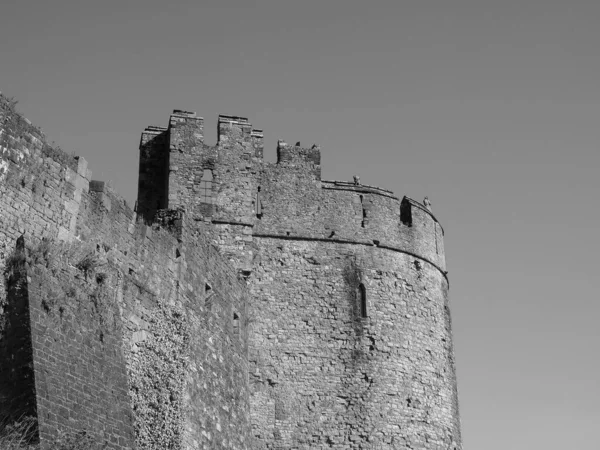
[2,1,599,448]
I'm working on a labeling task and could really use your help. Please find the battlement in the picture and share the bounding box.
[0,93,461,449]
[276,139,321,164]
[133,108,447,273]
[0,94,253,449]
[217,114,253,145]
[275,140,321,179]
[250,129,264,158]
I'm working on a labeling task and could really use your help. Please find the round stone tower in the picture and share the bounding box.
[138,112,462,449]
[246,142,460,449]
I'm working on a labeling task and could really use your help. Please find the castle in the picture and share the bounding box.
[0,93,462,449]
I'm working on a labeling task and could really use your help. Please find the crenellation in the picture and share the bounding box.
[218,114,253,147]
[1,92,461,450]
[251,129,264,158]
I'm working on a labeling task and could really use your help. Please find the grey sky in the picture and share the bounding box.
[2,1,600,448]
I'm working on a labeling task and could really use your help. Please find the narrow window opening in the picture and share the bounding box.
[233,312,240,338]
[360,195,366,228]
[359,283,367,318]
[256,186,262,219]
[205,283,213,310]
[400,198,412,227]
[200,169,214,204]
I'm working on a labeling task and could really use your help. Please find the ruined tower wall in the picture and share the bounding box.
[247,240,460,449]
[0,94,90,292]
[0,96,92,431]
[244,148,458,448]
[150,110,461,449]
[74,187,252,450]
[254,143,445,272]
[23,250,135,450]
[0,93,461,450]
[141,113,264,272]
[0,95,252,450]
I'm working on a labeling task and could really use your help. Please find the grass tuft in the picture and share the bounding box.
[0,416,37,450]
[0,415,109,449]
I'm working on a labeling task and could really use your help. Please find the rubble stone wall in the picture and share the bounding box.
[247,238,460,449]
[141,109,461,449]
[0,94,251,450]
[0,91,462,450]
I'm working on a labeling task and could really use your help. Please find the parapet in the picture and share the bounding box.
[1,94,458,449]
[218,114,253,144]
[169,110,205,149]
[251,129,264,158]
[276,140,321,178]
[254,168,446,273]
[133,107,446,273]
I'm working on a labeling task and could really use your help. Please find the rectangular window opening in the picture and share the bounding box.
[200,169,214,205]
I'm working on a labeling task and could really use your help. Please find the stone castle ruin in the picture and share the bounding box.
[0,93,462,449]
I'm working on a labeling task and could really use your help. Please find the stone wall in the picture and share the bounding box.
[1,93,462,450]
[0,237,37,428]
[142,108,461,449]
[247,239,460,449]
[0,94,89,303]
[24,240,134,449]
[0,94,251,450]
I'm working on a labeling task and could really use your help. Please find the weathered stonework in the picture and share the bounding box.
[0,92,461,450]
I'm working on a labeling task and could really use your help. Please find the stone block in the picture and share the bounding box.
[98,193,111,211]
[75,156,88,177]
[74,174,89,193]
